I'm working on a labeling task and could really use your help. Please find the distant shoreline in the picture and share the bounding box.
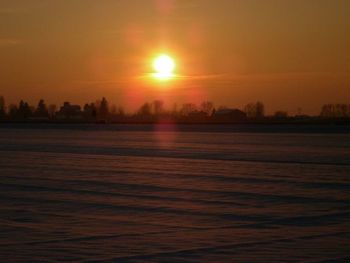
[1,122,350,134]
[1,118,350,126]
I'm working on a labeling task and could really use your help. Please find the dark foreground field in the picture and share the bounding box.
[0,124,349,262]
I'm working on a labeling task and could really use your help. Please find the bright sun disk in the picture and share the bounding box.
[153,54,175,80]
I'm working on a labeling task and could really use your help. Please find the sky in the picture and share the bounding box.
[0,0,349,114]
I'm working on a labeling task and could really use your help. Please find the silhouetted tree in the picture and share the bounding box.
[180,103,197,116]
[0,96,5,120]
[335,104,349,118]
[83,103,97,121]
[200,101,214,116]
[244,103,254,118]
[138,102,152,116]
[0,96,4,110]
[152,100,164,116]
[256,101,265,118]
[98,97,109,120]
[171,103,178,116]
[244,101,265,119]
[110,104,117,115]
[320,104,333,118]
[34,99,49,118]
[8,104,18,119]
[48,104,57,119]
[16,100,32,120]
[320,104,350,118]
[116,106,125,116]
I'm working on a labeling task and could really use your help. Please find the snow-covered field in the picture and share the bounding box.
[0,125,349,262]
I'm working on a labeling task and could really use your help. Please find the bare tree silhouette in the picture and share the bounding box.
[34,99,49,118]
[244,101,265,119]
[0,96,5,120]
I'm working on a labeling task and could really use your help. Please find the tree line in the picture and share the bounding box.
[0,95,349,123]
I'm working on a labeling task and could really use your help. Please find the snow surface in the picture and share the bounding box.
[0,125,349,262]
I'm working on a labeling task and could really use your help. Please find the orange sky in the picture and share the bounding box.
[0,0,349,114]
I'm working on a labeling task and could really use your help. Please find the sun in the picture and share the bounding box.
[153,54,176,80]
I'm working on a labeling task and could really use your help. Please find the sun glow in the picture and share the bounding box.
[153,54,176,80]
